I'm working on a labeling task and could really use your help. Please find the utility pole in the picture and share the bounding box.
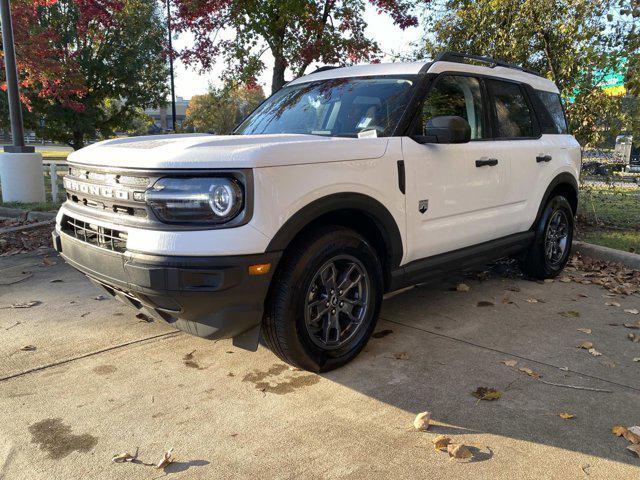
[166,0,177,132]
[0,0,45,202]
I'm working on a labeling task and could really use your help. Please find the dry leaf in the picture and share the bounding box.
[559,311,580,318]
[2,301,40,309]
[501,359,517,367]
[613,425,628,437]
[433,435,451,451]
[605,302,621,307]
[623,429,640,444]
[19,345,36,351]
[519,367,541,379]
[624,309,640,315]
[42,257,55,266]
[577,328,592,334]
[544,279,554,283]
[627,445,640,457]
[588,348,602,357]
[624,321,640,329]
[447,443,473,460]
[559,276,572,283]
[112,449,138,463]
[526,298,539,303]
[413,412,430,431]
[633,358,640,362]
[628,333,640,343]
[629,426,640,437]
[472,387,502,401]
[559,413,575,419]
[393,351,409,360]
[156,448,174,469]
[578,341,594,350]
[94,295,106,301]
[456,283,470,292]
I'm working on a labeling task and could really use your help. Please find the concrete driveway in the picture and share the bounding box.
[1,249,639,479]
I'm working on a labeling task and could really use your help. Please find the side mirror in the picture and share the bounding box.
[411,115,471,144]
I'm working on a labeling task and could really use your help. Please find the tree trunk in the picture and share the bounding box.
[272,55,287,94]
[71,131,84,150]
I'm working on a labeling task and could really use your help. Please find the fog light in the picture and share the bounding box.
[249,263,271,275]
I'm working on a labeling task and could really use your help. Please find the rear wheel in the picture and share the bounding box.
[521,195,574,279]
[262,226,383,372]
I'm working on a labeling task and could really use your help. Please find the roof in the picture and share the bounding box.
[288,59,559,94]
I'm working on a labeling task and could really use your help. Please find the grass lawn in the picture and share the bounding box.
[578,228,640,254]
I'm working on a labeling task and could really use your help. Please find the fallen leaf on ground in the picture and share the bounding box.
[577,328,592,334]
[112,448,138,463]
[472,387,502,401]
[624,321,640,329]
[136,312,152,322]
[627,445,640,457]
[519,367,541,379]
[624,309,640,315]
[19,345,36,351]
[1,300,40,309]
[628,333,640,343]
[613,425,628,437]
[624,429,640,444]
[42,257,55,266]
[156,448,174,469]
[50,279,63,283]
[413,412,431,431]
[433,435,452,451]
[578,341,594,350]
[559,413,575,419]
[544,279,554,283]
[501,359,517,367]
[526,298,539,303]
[456,283,470,292]
[477,301,494,307]
[629,426,640,437]
[588,348,602,357]
[633,358,640,362]
[559,276,572,283]
[605,302,621,307]
[559,311,580,318]
[393,351,409,360]
[447,443,473,460]
[94,295,106,301]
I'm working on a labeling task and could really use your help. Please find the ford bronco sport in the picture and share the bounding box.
[53,52,580,372]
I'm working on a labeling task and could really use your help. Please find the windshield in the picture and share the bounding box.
[235,76,416,138]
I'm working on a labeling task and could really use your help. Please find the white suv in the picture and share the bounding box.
[54,52,580,372]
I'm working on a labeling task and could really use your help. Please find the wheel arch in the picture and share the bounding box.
[532,172,579,229]
[265,193,404,291]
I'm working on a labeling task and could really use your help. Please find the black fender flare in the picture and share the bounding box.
[532,172,579,229]
[265,192,404,269]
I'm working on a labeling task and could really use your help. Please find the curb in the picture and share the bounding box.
[573,240,640,270]
[0,207,57,221]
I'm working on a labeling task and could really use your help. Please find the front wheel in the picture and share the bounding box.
[521,195,574,279]
[262,226,383,372]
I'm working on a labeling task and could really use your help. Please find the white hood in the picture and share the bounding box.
[68,133,389,169]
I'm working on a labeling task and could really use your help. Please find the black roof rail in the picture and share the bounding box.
[311,65,340,74]
[434,51,542,77]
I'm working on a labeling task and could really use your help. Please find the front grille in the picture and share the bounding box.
[64,167,150,218]
[62,215,128,252]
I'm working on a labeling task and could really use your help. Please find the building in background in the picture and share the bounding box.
[145,97,190,132]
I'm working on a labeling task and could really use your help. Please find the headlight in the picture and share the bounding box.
[145,177,243,224]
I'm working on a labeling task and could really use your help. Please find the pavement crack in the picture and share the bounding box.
[380,316,640,393]
[0,332,180,382]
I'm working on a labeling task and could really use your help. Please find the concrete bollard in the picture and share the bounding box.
[0,151,46,203]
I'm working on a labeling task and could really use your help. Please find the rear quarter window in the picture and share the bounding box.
[535,91,568,134]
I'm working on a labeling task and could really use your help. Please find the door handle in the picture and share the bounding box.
[475,158,498,167]
[536,154,552,163]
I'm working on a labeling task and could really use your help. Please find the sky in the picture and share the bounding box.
[170,5,425,100]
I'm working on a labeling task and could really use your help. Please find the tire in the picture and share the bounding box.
[262,226,384,372]
[521,195,574,279]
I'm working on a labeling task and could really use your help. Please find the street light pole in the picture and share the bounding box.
[166,0,177,132]
[0,0,33,153]
[0,0,45,202]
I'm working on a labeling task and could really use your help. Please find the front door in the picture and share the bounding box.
[402,74,509,263]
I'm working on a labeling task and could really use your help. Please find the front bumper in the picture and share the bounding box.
[53,230,280,349]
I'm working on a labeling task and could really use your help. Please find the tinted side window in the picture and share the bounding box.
[536,91,568,134]
[421,75,486,139]
[487,80,535,138]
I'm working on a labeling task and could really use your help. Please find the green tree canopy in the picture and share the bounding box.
[183,83,266,134]
[4,0,169,149]
[419,0,639,147]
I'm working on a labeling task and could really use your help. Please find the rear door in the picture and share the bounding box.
[483,78,551,233]
[402,74,510,262]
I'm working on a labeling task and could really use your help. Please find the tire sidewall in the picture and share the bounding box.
[534,196,574,277]
[281,228,383,371]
